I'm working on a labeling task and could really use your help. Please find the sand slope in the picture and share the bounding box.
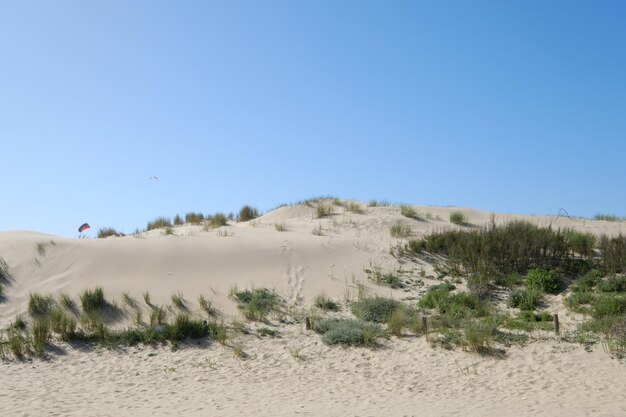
[1,201,625,416]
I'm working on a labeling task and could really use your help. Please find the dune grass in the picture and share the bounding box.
[233,288,282,322]
[274,222,287,232]
[80,287,105,313]
[314,294,340,311]
[147,216,172,231]
[449,211,467,225]
[390,221,412,238]
[314,318,384,347]
[237,205,259,222]
[400,205,421,220]
[346,202,364,214]
[97,227,124,238]
[28,292,53,316]
[185,212,204,224]
[171,293,187,310]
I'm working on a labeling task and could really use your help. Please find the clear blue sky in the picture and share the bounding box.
[1,1,625,237]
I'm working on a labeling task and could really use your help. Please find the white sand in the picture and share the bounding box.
[1,201,625,416]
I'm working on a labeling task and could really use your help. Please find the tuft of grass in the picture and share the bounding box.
[234,288,282,322]
[171,293,186,310]
[368,199,390,207]
[164,227,174,235]
[237,205,259,222]
[80,287,105,312]
[185,212,204,224]
[387,308,409,337]
[208,212,228,228]
[173,214,183,225]
[274,222,287,232]
[147,216,172,230]
[390,221,412,238]
[449,211,466,225]
[143,291,152,306]
[351,297,403,323]
[400,205,421,220]
[198,294,216,316]
[7,328,27,360]
[508,288,543,311]
[314,294,340,311]
[346,202,363,214]
[28,292,53,316]
[314,318,383,347]
[594,214,625,222]
[49,308,77,340]
[311,223,324,236]
[122,292,137,309]
[59,293,75,310]
[257,327,280,338]
[0,257,10,284]
[31,319,50,356]
[364,266,404,289]
[314,203,333,219]
[150,305,167,326]
[97,227,124,238]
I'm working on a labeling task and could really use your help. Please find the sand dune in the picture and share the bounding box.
[1,200,625,416]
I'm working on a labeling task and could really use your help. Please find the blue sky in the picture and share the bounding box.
[1,1,625,237]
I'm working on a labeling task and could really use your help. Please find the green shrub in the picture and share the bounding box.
[351,297,403,323]
[449,211,466,225]
[598,235,626,274]
[314,294,340,311]
[237,205,259,222]
[525,268,562,294]
[80,287,105,312]
[167,314,208,341]
[400,205,420,220]
[564,290,595,313]
[462,321,495,352]
[508,289,543,310]
[147,216,172,230]
[314,318,383,347]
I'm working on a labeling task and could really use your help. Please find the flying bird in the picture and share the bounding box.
[149,176,159,181]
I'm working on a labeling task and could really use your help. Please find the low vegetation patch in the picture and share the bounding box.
[449,211,466,225]
[147,216,172,231]
[314,318,383,347]
[97,227,124,238]
[400,205,421,220]
[80,287,105,313]
[237,205,259,222]
[28,292,53,316]
[314,294,340,311]
[351,297,404,323]
[233,288,282,321]
[390,221,412,238]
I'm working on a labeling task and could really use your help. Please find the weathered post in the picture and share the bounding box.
[421,316,428,333]
[553,313,560,335]
[305,316,311,331]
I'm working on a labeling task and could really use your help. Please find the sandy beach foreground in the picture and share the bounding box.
[1,200,625,416]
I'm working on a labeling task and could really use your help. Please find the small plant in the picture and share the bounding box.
[147,216,172,231]
[525,268,562,294]
[232,341,246,359]
[173,214,183,225]
[185,212,204,224]
[508,288,543,311]
[164,227,174,235]
[237,205,259,222]
[98,227,124,238]
[171,293,186,310]
[311,223,324,236]
[257,327,280,337]
[31,319,50,356]
[80,287,105,312]
[400,205,420,220]
[198,294,216,316]
[351,297,403,323]
[314,203,333,219]
[134,310,143,325]
[122,292,137,308]
[346,202,363,214]
[234,288,282,322]
[7,328,27,360]
[594,214,625,222]
[314,294,340,311]
[274,222,287,232]
[49,308,77,340]
[150,306,167,326]
[0,257,9,283]
[449,211,466,225]
[462,321,495,352]
[387,308,408,337]
[28,292,53,316]
[368,199,390,207]
[390,221,412,238]
[143,291,152,306]
[314,318,383,347]
[209,213,228,227]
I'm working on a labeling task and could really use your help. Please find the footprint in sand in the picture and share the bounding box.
[281,240,304,303]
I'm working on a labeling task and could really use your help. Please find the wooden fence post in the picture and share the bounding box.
[553,313,560,335]
[305,316,311,331]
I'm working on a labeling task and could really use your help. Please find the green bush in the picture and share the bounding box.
[351,297,403,323]
[237,205,259,222]
[314,318,383,347]
[525,268,562,294]
[592,295,626,318]
[564,290,595,313]
[209,213,228,227]
[173,214,183,225]
[598,275,626,293]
